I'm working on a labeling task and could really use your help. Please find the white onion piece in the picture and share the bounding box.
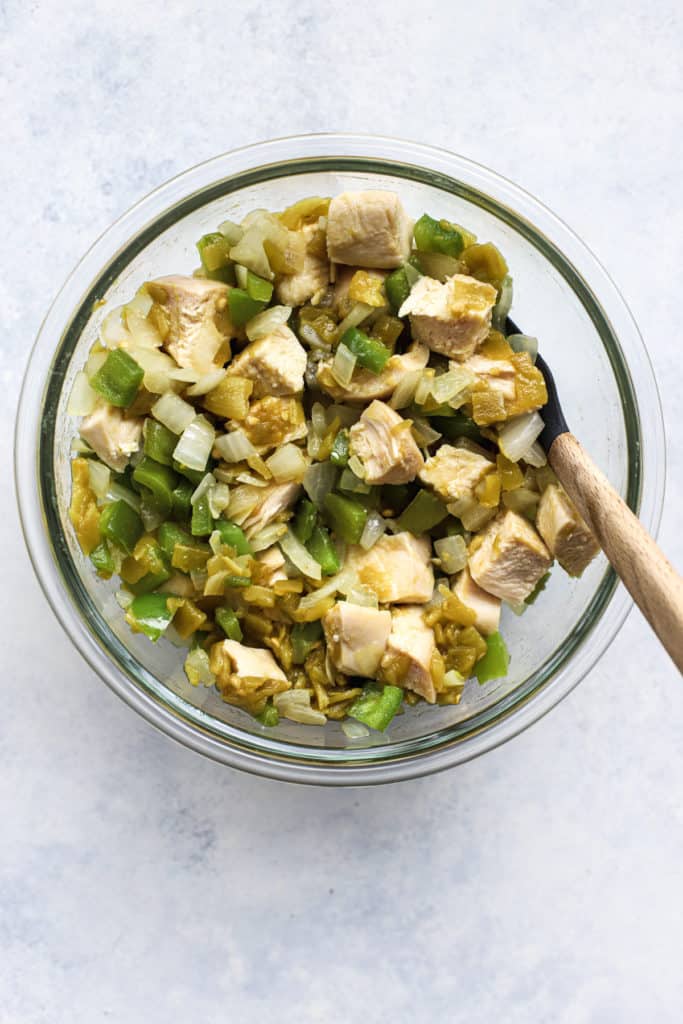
[218,219,243,246]
[342,720,370,740]
[347,585,379,608]
[173,415,215,472]
[234,264,249,289]
[208,482,231,518]
[273,689,326,726]
[67,371,99,416]
[130,348,178,394]
[389,369,422,410]
[411,417,442,447]
[498,412,544,463]
[106,482,141,512]
[266,443,308,482]
[100,307,129,348]
[311,402,327,438]
[214,429,257,463]
[226,485,261,524]
[330,343,357,387]
[413,370,436,406]
[508,334,538,362]
[523,441,547,467]
[185,368,227,397]
[434,534,468,574]
[123,288,153,319]
[152,391,197,434]
[190,473,216,505]
[126,310,161,349]
[248,522,288,553]
[359,512,387,551]
[184,647,216,688]
[336,301,374,337]
[279,529,322,581]
[246,305,292,341]
[303,461,338,505]
[88,460,111,502]
[85,349,107,379]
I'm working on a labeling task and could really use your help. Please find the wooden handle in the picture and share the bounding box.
[548,433,683,673]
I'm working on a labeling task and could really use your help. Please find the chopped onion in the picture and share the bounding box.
[68,371,99,416]
[88,460,111,502]
[125,310,161,349]
[414,370,436,406]
[279,529,322,581]
[107,482,141,512]
[501,487,539,517]
[141,504,163,532]
[130,348,178,394]
[434,366,476,407]
[100,306,130,348]
[115,589,134,610]
[508,334,538,362]
[273,689,326,726]
[235,471,270,487]
[339,467,370,494]
[85,348,107,378]
[434,534,468,574]
[168,367,201,384]
[523,441,547,468]
[347,585,379,607]
[248,522,288,553]
[184,647,216,688]
[218,219,243,246]
[330,343,357,387]
[214,428,257,463]
[342,720,370,740]
[191,473,216,505]
[492,274,513,330]
[185,368,227,397]
[303,460,337,505]
[173,415,215,472]
[152,391,196,434]
[498,412,544,463]
[336,301,374,337]
[227,485,261,524]
[246,305,292,341]
[234,264,248,289]
[389,369,422,410]
[123,288,153,319]
[266,443,308,482]
[311,402,327,438]
[442,669,465,695]
[359,512,386,551]
[208,482,230,518]
[345,455,364,481]
[296,568,354,615]
[411,417,442,447]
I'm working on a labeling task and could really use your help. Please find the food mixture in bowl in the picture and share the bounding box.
[67,189,600,735]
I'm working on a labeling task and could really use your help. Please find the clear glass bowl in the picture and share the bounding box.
[15,134,665,785]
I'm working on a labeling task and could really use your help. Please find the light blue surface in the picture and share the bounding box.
[2,1,682,1020]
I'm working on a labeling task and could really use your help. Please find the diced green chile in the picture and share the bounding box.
[158,521,196,559]
[340,327,391,374]
[216,606,243,641]
[228,287,266,327]
[128,593,174,641]
[246,270,273,303]
[254,703,279,727]
[349,684,403,732]
[291,621,324,664]
[133,457,178,518]
[99,499,144,555]
[143,419,179,466]
[197,232,232,274]
[90,539,115,576]
[385,267,411,313]
[397,490,448,534]
[171,479,194,522]
[306,524,340,576]
[413,213,465,258]
[329,429,350,467]
[323,492,368,544]
[293,499,317,544]
[475,632,510,684]
[191,493,214,537]
[214,519,253,555]
[90,348,144,408]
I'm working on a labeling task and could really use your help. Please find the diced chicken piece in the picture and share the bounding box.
[322,602,392,677]
[275,223,330,306]
[317,343,429,403]
[256,545,288,586]
[469,510,552,604]
[453,567,501,636]
[380,606,437,704]
[147,275,232,374]
[349,400,424,485]
[79,403,142,472]
[327,190,413,269]
[241,481,300,537]
[241,396,307,451]
[209,639,289,713]
[464,354,516,401]
[399,274,497,360]
[227,325,306,398]
[536,484,600,577]
[419,444,493,503]
[347,533,434,604]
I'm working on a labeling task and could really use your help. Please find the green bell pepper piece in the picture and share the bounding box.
[225,574,251,588]
[246,270,273,303]
[254,702,279,727]
[214,519,253,555]
[215,605,243,641]
[191,493,214,537]
[349,684,403,732]
[397,489,448,534]
[128,593,174,641]
[133,457,178,518]
[197,232,232,272]
[340,327,391,374]
[293,499,317,544]
[385,266,411,313]
[291,621,323,664]
[171,479,194,522]
[90,348,144,408]
[475,632,510,684]
[158,521,195,560]
[99,499,144,555]
[413,213,466,258]
[228,287,266,328]
[172,460,207,486]
[90,539,115,577]
[143,419,179,466]
[306,524,340,576]
[338,467,371,495]
[323,492,368,545]
[329,428,350,467]
[430,413,487,444]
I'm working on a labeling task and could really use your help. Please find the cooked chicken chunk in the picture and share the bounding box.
[347,533,434,604]
[317,343,429,403]
[326,190,413,269]
[79,403,142,472]
[241,481,300,537]
[349,400,424,485]
[256,545,288,586]
[469,510,552,603]
[276,223,330,306]
[209,639,288,713]
[380,606,437,704]
[453,566,501,636]
[227,326,306,398]
[147,275,232,374]
[464,353,516,401]
[419,444,493,503]
[536,484,600,577]
[241,396,307,450]
[323,602,392,677]
[399,274,497,360]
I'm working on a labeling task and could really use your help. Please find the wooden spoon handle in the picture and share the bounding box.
[549,432,683,673]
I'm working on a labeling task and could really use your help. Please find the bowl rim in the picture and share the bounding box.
[14,132,666,785]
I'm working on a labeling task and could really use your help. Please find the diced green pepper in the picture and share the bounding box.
[191,493,214,537]
[214,519,253,555]
[90,539,115,577]
[171,479,194,522]
[413,213,466,258]
[99,499,144,555]
[306,524,340,576]
[338,467,371,495]
[254,702,279,727]
[462,242,508,292]
[158,521,194,560]
[385,266,411,313]
[246,270,274,303]
[475,632,510,684]
[431,413,487,444]
[397,489,448,534]
[225,574,251,588]
[143,419,179,466]
[197,232,232,275]
[292,499,317,544]
[127,566,172,596]
[340,327,391,374]
[349,684,403,732]
[228,287,266,328]
[133,457,178,518]
[291,621,323,664]
[330,428,350,467]
[216,605,243,641]
[525,572,550,606]
[380,483,414,516]
[323,492,368,544]
[90,349,144,408]
[127,593,174,642]
[172,460,206,486]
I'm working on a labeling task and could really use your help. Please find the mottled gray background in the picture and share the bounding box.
[2,1,682,1021]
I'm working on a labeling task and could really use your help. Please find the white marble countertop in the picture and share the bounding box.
[2,1,682,1020]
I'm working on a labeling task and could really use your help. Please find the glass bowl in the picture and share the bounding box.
[15,134,665,785]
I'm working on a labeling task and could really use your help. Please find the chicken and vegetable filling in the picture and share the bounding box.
[68,189,600,734]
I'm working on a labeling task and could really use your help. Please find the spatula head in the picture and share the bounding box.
[506,317,569,452]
